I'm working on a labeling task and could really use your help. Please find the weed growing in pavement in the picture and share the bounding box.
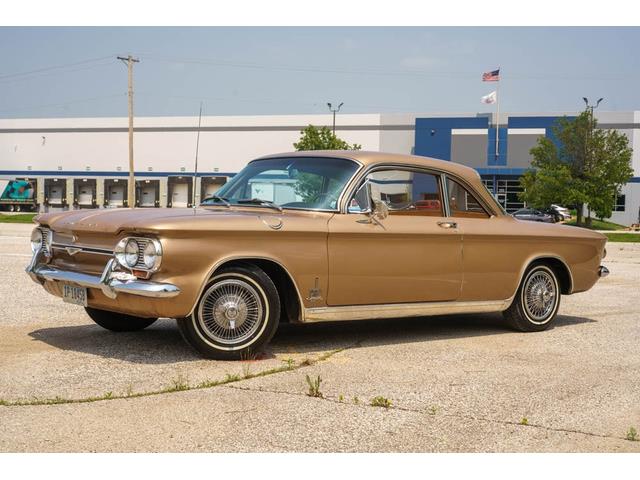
[370,396,392,409]
[338,394,344,403]
[305,374,323,398]
[282,357,296,369]
[169,375,189,392]
[520,418,529,426]
[242,363,252,379]
[225,373,241,382]
[353,396,360,405]
[427,405,438,415]
[627,427,638,441]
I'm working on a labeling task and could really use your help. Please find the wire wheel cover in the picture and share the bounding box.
[523,270,557,322]
[198,278,264,344]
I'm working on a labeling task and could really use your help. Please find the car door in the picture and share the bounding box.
[327,167,462,306]
[444,176,518,302]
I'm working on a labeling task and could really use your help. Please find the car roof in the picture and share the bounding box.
[255,150,481,181]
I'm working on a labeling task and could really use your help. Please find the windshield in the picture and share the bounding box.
[206,157,359,210]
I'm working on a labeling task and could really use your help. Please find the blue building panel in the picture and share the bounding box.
[414,117,488,161]
[486,127,508,166]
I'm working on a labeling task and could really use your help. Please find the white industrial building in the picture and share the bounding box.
[1,111,638,225]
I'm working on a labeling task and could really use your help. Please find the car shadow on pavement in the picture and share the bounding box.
[27,313,597,365]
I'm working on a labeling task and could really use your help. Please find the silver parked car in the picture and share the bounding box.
[512,208,555,223]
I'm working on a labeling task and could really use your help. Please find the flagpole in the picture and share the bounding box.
[495,70,500,160]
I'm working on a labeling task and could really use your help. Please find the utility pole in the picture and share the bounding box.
[117,55,140,208]
[327,102,343,135]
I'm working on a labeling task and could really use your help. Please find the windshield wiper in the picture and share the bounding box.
[201,195,231,207]
[236,198,283,212]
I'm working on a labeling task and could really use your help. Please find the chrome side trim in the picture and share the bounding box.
[302,298,512,323]
[51,243,114,256]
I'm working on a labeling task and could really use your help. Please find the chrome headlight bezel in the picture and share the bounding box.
[30,227,52,256]
[114,237,163,273]
[30,228,43,253]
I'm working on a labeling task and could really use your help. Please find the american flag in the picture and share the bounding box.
[482,69,500,82]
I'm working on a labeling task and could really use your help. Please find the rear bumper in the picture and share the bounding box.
[26,250,180,299]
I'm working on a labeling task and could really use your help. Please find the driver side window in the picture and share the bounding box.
[355,169,444,217]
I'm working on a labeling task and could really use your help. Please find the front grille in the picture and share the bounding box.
[41,229,51,256]
[133,238,150,270]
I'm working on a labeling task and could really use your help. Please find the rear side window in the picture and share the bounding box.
[447,179,490,218]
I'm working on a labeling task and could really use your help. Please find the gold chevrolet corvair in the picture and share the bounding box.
[27,151,608,359]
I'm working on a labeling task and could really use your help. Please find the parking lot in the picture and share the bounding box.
[1,222,639,452]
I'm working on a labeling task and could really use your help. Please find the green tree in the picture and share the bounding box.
[293,125,361,151]
[519,111,633,226]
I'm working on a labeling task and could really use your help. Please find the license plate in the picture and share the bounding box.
[62,284,87,307]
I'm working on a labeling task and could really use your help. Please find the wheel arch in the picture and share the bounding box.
[516,255,574,297]
[189,256,303,323]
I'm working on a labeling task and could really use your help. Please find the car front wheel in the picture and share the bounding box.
[503,264,561,332]
[177,264,280,360]
[85,307,157,332]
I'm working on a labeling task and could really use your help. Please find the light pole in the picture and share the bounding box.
[580,97,603,225]
[582,97,603,118]
[327,102,343,135]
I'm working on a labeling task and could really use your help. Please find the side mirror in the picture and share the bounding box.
[350,180,389,223]
[350,181,373,213]
[372,199,389,220]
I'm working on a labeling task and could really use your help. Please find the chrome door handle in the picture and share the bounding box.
[437,221,457,229]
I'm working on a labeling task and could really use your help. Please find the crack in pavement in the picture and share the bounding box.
[225,384,633,444]
[0,344,357,407]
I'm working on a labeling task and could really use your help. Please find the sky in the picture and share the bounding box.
[0,27,638,119]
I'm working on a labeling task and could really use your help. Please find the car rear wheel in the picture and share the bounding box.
[503,264,561,332]
[85,307,157,332]
[177,264,280,360]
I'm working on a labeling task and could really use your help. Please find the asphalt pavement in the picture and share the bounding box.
[1,223,639,452]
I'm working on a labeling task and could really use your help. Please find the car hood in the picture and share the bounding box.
[36,207,327,235]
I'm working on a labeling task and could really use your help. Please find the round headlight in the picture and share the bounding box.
[30,228,43,253]
[115,237,140,268]
[124,239,139,267]
[143,241,158,269]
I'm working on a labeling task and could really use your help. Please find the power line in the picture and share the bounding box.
[0,61,116,85]
[135,92,418,112]
[0,55,115,81]
[140,54,633,82]
[0,93,125,114]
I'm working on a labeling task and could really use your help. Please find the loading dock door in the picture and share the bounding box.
[171,183,189,208]
[202,178,227,199]
[108,184,125,208]
[140,184,157,207]
[76,179,96,207]
[203,182,220,199]
[48,185,64,205]
[78,186,94,206]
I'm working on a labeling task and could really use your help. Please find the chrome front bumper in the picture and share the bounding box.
[598,265,610,278]
[26,251,180,299]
